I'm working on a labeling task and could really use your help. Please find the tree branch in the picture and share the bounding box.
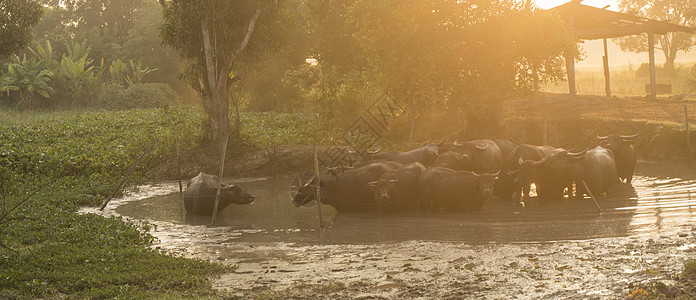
[216,8,262,90]
[201,20,218,99]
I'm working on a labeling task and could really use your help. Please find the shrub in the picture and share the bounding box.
[98,83,177,110]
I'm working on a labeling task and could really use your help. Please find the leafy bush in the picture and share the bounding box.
[98,83,178,110]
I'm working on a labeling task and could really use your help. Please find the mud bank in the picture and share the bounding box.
[82,162,696,299]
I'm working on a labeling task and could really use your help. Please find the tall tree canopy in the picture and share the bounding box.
[159,0,285,149]
[616,0,696,72]
[0,0,43,58]
[305,0,577,132]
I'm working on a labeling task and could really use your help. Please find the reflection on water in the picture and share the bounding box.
[114,162,696,245]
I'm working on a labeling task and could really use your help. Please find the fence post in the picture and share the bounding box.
[313,144,325,231]
[686,105,691,165]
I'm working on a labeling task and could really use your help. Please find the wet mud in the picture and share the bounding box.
[81,162,696,299]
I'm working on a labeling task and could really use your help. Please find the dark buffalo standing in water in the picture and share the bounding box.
[368,162,426,212]
[495,139,518,164]
[451,139,503,173]
[509,144,566,199]
[597,133,638,184]
[419,166,499,211]
[184,172,255,215]
[522,147,618,199]
[292,161,403,212]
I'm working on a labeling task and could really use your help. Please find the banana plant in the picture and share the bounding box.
[0,55,54,109]
[109,59,157,87]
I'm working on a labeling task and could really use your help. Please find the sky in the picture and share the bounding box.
[533,0,696,69]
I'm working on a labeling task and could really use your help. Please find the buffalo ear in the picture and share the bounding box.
[367,181,378,191]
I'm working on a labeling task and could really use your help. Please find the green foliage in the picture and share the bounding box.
[109,58,158,87]
[99,83,177,110]
[239,112,329,148]
[305,0,577,132]
[0,54,54,109]
[0,0,43,58]
[0,106,230,298]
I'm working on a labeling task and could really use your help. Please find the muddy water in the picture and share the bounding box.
[114,163,696,245]
[85,162,696,298]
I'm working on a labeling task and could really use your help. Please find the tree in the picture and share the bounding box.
[306,0,576,133]
[616,0,696,73]
[159,1,285,149]
[0,0,43,58]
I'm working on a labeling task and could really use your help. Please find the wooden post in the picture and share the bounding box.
[603,38,611,97]
[177,138,184,219]
[543,117,548,145]
[687,105,691,165]
[100,138,159,210]
[210,134,229,227]
[648,32,657,100]
[313,144,325,230]
[581,180,602,214]
[408,115,415,144]
[272,140,277,178]
[565,14,576,96]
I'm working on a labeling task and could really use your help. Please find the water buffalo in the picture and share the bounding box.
[367,162,426,212]
[597,133,638,184]
[433,151,471,171]
[184,172,255,215]
[524,147,618,199]
[419,166,499,211]
[361,139,442,166]
[509,145,565,199]
[495,139,518,164]
[451,139,503,173]
[292,161,403,212]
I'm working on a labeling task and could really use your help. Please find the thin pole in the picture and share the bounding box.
[686,105,691,165]
[581,180,602,214]
[177,138,184,219]
[565,14,576,96]
[272,140,277,178]
[648,32,657,100]
[603,38,611,97]
[313,144,325,230]
[211,134,230,227]
[100,138,159,210]
[408,115,415,144]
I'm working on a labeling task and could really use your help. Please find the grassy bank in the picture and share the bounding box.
[0,106,329,298]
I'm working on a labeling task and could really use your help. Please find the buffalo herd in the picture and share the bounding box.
[183,134,637,215]
[292,134,638,213]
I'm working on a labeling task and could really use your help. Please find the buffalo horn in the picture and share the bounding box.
[366,145,382,154]
[520,153,550,166]
[436,137,446,146]
[367,181,378,188]
[620,132,639,140]
[567,148,589,157]
[388,179,399,184]
[492,170,501,177]
[475,141,489,151]
[596,134,608,140]
[453,138,465,147]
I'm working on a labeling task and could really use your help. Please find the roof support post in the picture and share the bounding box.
[603,38,611,97]
[648,31,657,100]
[566,14,576,96]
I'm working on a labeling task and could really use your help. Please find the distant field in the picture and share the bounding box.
[541,63,696,97]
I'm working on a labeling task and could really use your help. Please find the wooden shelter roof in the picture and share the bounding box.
[552,0,695,40]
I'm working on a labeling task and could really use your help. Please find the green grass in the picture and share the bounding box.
[0,106,334,299]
